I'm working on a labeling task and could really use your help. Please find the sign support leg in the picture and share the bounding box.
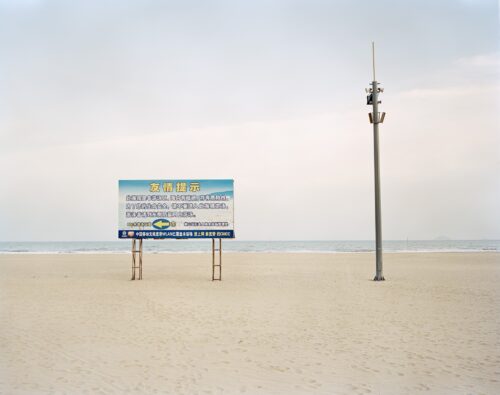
[212,238,222,281]
[131,238,143,280]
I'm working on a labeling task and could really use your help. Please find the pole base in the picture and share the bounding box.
[373,275,385,281]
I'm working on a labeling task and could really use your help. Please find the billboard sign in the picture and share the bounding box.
[118,179,234,239]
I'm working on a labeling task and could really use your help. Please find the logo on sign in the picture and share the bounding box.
[153,219,171,230]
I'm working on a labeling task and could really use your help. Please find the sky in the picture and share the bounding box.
[0,0,499,241]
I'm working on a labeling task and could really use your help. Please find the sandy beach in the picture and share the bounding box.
[0,252,499,395]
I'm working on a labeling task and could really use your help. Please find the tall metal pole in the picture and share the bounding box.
[367,42,385,281]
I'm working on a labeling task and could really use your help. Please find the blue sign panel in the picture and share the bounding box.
[118,179,234,239]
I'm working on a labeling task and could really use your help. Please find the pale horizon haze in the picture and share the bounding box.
[1,0,499,241]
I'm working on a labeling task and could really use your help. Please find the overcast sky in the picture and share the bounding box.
[0,0,499,241]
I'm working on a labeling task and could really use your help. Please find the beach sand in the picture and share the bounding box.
[0,252,499,395]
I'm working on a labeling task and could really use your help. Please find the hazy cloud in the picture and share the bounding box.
[1,0,498,241]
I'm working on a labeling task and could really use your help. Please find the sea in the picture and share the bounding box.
[0,240,498,254]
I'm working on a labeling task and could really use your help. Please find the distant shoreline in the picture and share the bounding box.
[1,250,499,255]
[1,239,499,254]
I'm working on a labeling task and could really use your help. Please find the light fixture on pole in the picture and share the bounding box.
[366,42,386,281]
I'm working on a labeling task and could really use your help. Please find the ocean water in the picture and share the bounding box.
[0,240,498,254]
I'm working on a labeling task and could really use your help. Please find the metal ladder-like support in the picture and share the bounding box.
[131,238,143,280]
[212,238,222,281]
